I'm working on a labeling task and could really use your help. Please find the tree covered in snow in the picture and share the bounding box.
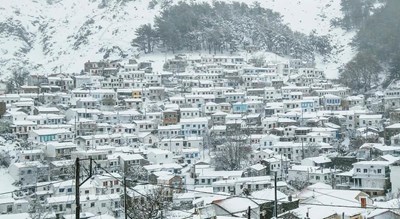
[6,68,29,93]
[347,0,400,84]
[213,129,252,171]
[133,1,332,62]
[339,51,382,92]
[126,165,148,183]
[339,0,376,29]
[131,24,158,54]
[126,187,171,219]
[0,119,12,134]
[29,196,50,219]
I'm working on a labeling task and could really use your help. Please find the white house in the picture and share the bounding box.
[147,149,174,165]
[179,118,208,137]
[359,114,383,130]
[28,129,73,143]
[182,148,201,164]
[0,198,29,214]
[8,161,49,186]
[390,160,400,196]
[352,161,390,196]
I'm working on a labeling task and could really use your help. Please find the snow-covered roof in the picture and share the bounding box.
[212,197,258,213]
[249,164,266,171]
[304,156,332,164]
[386,123,400,129]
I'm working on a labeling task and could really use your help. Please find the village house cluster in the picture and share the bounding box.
[1,54,400,219]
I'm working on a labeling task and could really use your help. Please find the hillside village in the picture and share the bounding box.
[1,53,400,219]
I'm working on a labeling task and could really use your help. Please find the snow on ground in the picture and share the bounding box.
[229,0,356,78]
[1,0,161,76]
[0,213,31,219]
[1,0,354,79]
[139,0,355,78]
[166,210,193,219]
[0,168,17,198]
[139,50,289,74]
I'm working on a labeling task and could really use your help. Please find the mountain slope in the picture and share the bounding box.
[1,0,161,75]
[0,0,353,78]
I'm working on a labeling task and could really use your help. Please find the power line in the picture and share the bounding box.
[0,181,66,197]
[305,188,377,208]
[90,162,400,213]
[3,163,397,214]
[154,183,400,211]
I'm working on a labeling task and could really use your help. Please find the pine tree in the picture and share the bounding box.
[132,24,157,53]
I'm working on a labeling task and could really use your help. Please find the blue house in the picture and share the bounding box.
[301,100,314,112]
[232,102,248,114]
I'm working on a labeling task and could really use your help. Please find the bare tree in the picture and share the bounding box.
[29,196,50,219]
[6,68,29,94]
[249,54,266,67]
[289,177,309,190]
[213,134,252,171]
[126,186,171,219]
[126,165,149,184]
[0,119,12,134]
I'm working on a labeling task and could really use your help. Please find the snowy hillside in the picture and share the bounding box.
[0,0,354,79]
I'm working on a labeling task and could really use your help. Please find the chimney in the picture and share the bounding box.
[361,197,367,208]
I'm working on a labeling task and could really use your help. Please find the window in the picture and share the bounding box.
[377,169,382,174]
[91,202,95,207]
[59,188,65,193]
[102,203,106,207]
[67,188,72,193]
[356,168,361,173]
[364,169,368,173]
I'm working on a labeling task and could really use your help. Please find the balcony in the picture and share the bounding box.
[352,173,386,179]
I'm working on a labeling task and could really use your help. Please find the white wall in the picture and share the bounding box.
[390,165,400,196]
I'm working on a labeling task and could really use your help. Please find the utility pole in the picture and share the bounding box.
[247,206,251,219]
[124,175,128,219]
[274,172,278,218]
[75,157,93,219]
[75,158,80,219]
[301,137,305,160]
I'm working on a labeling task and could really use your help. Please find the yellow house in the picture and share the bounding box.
[132,89,142,99]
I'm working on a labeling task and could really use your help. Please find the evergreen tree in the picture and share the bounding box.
[389,52,400,80]
[339,51,382,92]
[135,1,332,59]
[132,24,157,53]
